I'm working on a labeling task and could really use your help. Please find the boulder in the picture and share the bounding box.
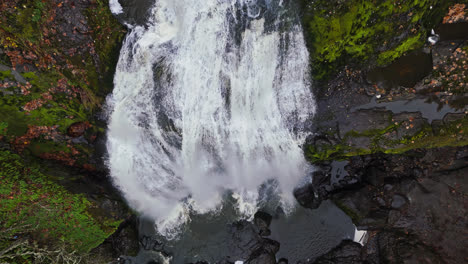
[67,121,92,138]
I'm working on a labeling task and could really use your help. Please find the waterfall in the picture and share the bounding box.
[106,0,315,238]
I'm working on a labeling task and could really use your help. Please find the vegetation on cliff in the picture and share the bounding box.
[300,0,453,79]
[0,150,121,263]
[0,0,125,166]
[0,1,129,262]
[304,1,468,163]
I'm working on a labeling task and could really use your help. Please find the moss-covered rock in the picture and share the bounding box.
[300,0,453,79]
[306,112,468,163]
[0,150,122,263]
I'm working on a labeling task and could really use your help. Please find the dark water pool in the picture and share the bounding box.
[127,200,356,264]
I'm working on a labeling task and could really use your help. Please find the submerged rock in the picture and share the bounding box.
[254,211,273,237]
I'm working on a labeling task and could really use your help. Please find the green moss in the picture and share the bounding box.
[305,143,371,163]
[0,71,89,137]
[1,0,125,107]
[28,140,71,156]
[305,144,349,162]
[385,118,468,154]
[0,150,121,263]
[0,70,13,80]
[306,116,468,162]
[377,34,424,65]
[0,102,29,136]
[0,0,50,46]
[27,102,87,133]
[301,0,451,79]
[22,71,59,92]
[0,122,7,136]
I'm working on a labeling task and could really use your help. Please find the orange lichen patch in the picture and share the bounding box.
[443,4,468,24]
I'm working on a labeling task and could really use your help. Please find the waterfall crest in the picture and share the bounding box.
[107,0,315,238]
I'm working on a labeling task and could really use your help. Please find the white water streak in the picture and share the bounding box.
[107,0,315,238]
[109,0,124,14]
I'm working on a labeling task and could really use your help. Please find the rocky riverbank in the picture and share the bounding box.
[297,2,468,263]
[311,146,467,264]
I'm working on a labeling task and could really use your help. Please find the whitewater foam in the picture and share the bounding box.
[107,0,315,238]
[109,0,124,15]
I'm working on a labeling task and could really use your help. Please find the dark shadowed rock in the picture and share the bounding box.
[312,240,363,264]
[436,22,468,41]
[277,258,288,264]
[390,194,406,209]
[293,184,322,209]
[90,215,139,261]
[254,211,273,237]
[114,0,154,26]
[226,221,279,264]
[310,146,468,264]
[339,109,392,138]
[367,51,433,89]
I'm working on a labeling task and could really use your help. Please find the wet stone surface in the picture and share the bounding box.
[367,51,433,89]
[114,0,155,26]
[299,146,468,264]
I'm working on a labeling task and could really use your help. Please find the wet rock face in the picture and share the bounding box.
[224,221,279,264]
[306,36,468,164]
[294,183,322,209]
[312,240,363,264]
[313,230,449,264]
[367,51,433,89]
[92,216,140,260]
[254,211,273,237]
[114,0,154,26]
[53,0,95,53]
[308,146,468,264]
[305,25,468,260]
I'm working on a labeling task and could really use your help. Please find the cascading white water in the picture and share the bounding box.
[107,0,315,238]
